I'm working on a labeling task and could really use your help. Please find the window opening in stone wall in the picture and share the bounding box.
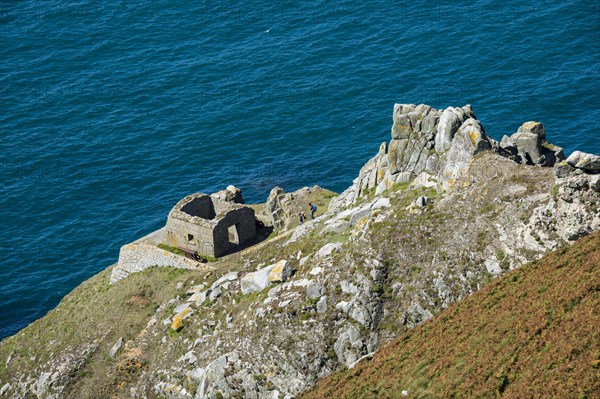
[228,224,240,245]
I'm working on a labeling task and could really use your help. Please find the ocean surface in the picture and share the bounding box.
[1,0,599,340]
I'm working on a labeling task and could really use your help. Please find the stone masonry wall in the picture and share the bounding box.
[165,217,216,257]
[213,207,256,256]
[110,242,214,284]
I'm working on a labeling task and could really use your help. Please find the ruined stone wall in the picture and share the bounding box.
[165,194,257,258]
[213,207,256,256]
[110,242,213,284]
[164,217,216,257]
[180,195,216,219]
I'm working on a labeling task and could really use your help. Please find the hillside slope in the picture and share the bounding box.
[301,231,600,399]
[0,103,598,399]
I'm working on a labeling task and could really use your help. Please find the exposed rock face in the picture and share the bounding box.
[266,185,332,231]
[499,121,565,166]
[330,104,492,211]
[440,117,491,190]
[434,105,473,152]
[266,187,288,229]
[566,150,600,172]
[268,260,292,283]
[329,106,571,213]
[2,103,598,399]
[240,264,274,294]
[525,157,600,245]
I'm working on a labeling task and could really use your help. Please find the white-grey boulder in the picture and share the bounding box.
[316,243,342,258]
[241,265,275,295]
[567,151,600,172]
[109,337,123,359]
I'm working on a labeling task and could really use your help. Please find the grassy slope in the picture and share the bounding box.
[0,266,213,398]
[301,231,600,399]
[0,190,338,398]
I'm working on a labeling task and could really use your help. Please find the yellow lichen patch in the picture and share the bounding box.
[171,308,190,331]
[522,121,540,129]
[268,260,290,283]
[386,177,395,190]
[468,129,480,144]
[379,141,387,154]
[376,168,386,184]
[353,217,369,232]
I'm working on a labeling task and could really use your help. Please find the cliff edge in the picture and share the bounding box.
[0,104,598,399]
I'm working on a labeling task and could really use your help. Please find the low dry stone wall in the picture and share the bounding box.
[110,242,213,284]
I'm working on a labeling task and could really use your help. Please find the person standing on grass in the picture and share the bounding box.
[299,212,305,225]
[309,203,317,219]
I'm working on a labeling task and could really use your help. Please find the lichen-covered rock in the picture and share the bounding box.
[334,325,365,367]
[266,187,287,230]
[329,103,492,207]
[171,307,190,331]
[566,150,600,172]
[439,117,491,190]
[241,265,274,294]
[499,121,564,166]
[196,354,229,398]
[316,243,341,258]
[435,106,469,153]
[268,260,292,283]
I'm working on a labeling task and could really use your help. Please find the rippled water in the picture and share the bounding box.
[1,0,598,339]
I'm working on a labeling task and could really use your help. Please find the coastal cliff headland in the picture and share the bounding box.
[1,104,598,399]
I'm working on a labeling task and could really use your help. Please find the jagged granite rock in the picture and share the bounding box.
[334,325,365,367]
[434,105,473,153]
[241,265,274,294]
[499,121,565,166]
[566,150,600,172]
[525,160,600,244]
[266,187,288,229]
[439,117,491,190]
[268,260,292,283]
[329,104,490,210]
[330,108,572,213]
[2,103,598,399]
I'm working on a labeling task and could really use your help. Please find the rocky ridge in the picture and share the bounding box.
[0,104,598,399]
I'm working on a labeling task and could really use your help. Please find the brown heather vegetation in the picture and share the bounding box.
[301,231,600,399]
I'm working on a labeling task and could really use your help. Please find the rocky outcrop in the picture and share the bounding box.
[329,104,493,211]
[240,264,274,294]
[266,187,289,229]
[566,150,600,172]
[329,106,572,213]
[268,260,292,283]
[525,153,600,245]
[2,103,598,399]
[266,185,332,231]
[499,121,565,166]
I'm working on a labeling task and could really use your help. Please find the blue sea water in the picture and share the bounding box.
[1,0,599,339]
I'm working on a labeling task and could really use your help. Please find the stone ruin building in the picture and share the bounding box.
[164,193,256,258]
